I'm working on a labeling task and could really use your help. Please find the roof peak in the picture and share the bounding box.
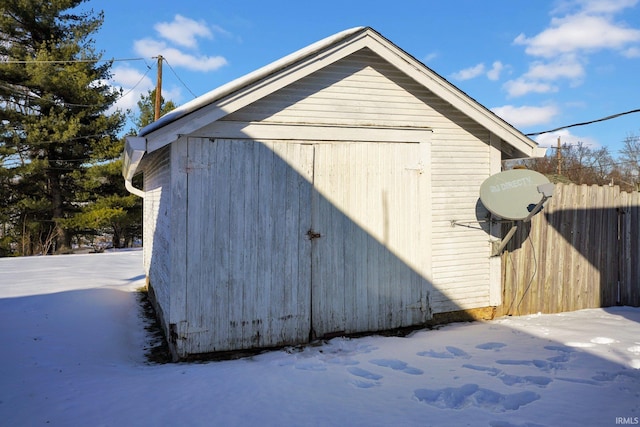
[140,27,369,137]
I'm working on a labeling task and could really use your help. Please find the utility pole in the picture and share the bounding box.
[154,55,163,121]
[556,136,562,176]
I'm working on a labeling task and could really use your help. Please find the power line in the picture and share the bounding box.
[1,132,115,147]
[2,54,197,107]
[163,58,197,99]
[1,59,154,110]
[0,57,148,64]
[119,62,154,102]
[526,108,640,137]
[2,158,114,168]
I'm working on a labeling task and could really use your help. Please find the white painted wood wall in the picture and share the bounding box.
[220,48,498,314]
[172,138,431,353]
[141,47,503,356]
[140,146,171,314]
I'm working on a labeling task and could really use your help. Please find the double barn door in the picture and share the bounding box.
[184,138,431,352]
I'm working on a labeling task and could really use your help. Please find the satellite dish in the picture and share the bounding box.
[480,169,552,221]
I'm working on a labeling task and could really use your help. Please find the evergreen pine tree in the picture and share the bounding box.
[68,89,177,249]
[0,0,124,254]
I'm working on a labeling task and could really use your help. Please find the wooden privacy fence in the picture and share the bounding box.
[500,183,640,316]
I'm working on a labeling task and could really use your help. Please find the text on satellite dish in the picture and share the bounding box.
[489,177,533,193]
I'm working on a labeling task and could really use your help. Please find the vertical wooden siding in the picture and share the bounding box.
[223,48,494,314]
[501,184,640,316]
[180,138,432,353]
[311,142,432,337]
[183,138,313,353]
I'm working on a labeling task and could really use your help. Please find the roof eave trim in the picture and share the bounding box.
[362,29,539,157]
[139,26,367,137]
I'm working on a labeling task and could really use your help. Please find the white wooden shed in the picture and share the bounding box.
[123,27,543,360]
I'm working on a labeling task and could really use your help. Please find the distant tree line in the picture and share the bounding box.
[510,134,640,193]
[0,0,174,256]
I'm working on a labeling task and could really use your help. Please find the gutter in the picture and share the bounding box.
[122,136,146,198]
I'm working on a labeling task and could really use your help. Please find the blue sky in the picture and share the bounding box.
[92,0,640,156]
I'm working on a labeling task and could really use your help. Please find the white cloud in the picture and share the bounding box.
[503,78,558,97]
[423,51,438,63]
[524,56,585,81]
[108,64,186,127]
[112,66,154,89]
[507,2,640,100]
[451,63,485,80]
[534,129,600,149]
[134,38,228,72]
[622,46,640,57]
[451,61,507,81]
[211,24,234,39]
[109,65,155,112]
[161,86,184,105]
[575,0,639,14]
[132,15,229,74]
[504,55,584,96]
[514,13,640,57]
[491,104,559,128]
[154,15,213,49]
[487,61,505,81]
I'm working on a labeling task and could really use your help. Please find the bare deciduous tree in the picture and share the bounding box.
[513,141,613,186]
[617,133,640,192]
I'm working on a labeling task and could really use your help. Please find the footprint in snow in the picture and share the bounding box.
[325,356,359,366]
[489,420,546,427]
[544,345,575,363]
[592,369,640,383]
[347,367,383,381]
[463,364,552,388]
[546,353,571,363]
[498,374,552,387]
[463,364,501,376]
[369,358,423,375]
[417,346,470,359]
[414,383,540,412]
[476,342,507,351]
[544,345,575,352]
[349,379,378,389]
[496,359,565,372]
[293,361,327,371]
[347,367,383,388]
[555,377,601,386]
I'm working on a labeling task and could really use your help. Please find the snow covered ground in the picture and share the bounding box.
[0,250,639,427]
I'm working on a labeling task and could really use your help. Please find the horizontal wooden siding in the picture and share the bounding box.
[141,146,172,317]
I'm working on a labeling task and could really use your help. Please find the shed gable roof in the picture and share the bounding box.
[136,27,540,157]
[221,47,451,129]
